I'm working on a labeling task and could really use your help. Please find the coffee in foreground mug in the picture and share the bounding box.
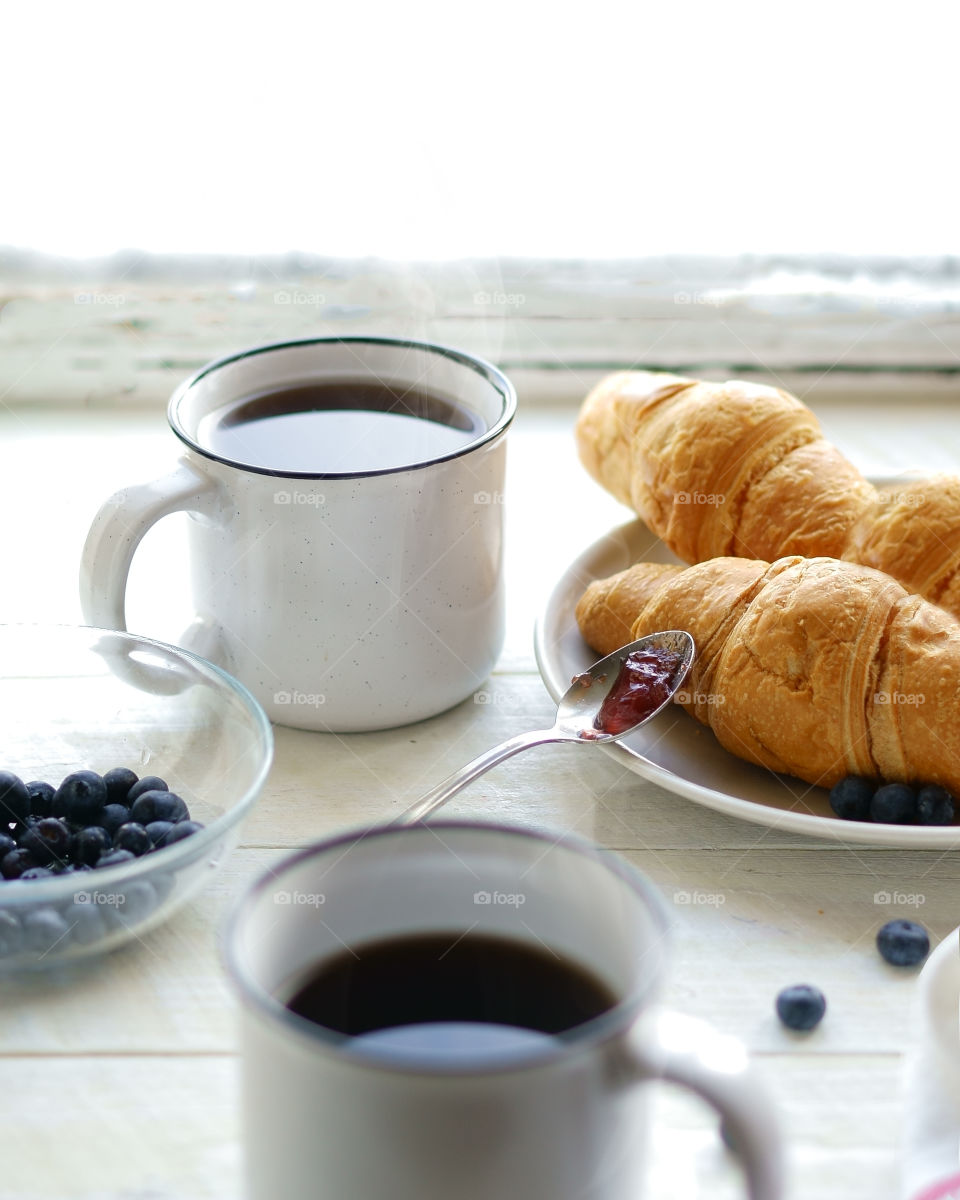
[79,337,516,731]
[224,821,784,1200]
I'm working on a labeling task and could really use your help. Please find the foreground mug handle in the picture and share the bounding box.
[614,1010,784,1200]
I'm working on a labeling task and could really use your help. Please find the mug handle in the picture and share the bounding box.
[615,1010,784,1200]
[79,458,219,656]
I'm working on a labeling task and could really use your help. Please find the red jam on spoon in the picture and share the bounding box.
[592,646,682,735]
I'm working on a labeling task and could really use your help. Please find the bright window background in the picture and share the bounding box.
[4,1,959,260]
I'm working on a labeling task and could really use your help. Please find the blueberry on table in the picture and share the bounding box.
[19,818,71,866]
[917,785,955,826]
[100,804,131,837]
[776,984,827,1031]
[26,780,56,818]
[130,790,188,826]
[126,776,168,803]
[70,827,112,866]
[114,823,151,857]
[162,820,204,845]
[1,848,37,879]
[870,783,917,824]
[53,771,107,827]
[0,834,16,860]
[102,767,139,806]
[0,771,30,827]
[829,776,874,821]
[94,849,136,870]
[877,919,930,967]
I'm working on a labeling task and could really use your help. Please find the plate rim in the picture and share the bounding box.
[534,517,960,849]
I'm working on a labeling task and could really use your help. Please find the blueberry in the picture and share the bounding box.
[155,793,189,822]
[877,919,930,967]
[119,880,157,923]
[94,848,136,870]
[161,820,204,845]
[19,818,71,866]
[829,776,874,821]
[102,767,139,806]
[870,783,917,824]
[126,776,168,803]
[144,820,175,848]
[60,902,105,946]
[0,911,23,956]
[130,790,188,826]
[25,780,56,818]
[917,785,955,826]
[18,866,55,881]
[0,834,16,860]
[776,984,827,1031]
[53,771,107,826]
[0,771,30,827]
[114,823,151,857]
[100,804,131,837]
[22,908,69,954]
[1,848,37,879]
[70,827,112,867]
[151,871,175,906]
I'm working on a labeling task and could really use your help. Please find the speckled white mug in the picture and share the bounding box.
[225,822,784,1200]
[79,337,516,731]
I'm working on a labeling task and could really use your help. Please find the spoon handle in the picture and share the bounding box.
[390,727,571,827]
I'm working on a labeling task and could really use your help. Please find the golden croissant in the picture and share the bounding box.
[575,371,960,618]
[576,554,960,793]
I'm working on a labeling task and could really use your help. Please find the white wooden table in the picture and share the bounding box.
[0,394,957,1200]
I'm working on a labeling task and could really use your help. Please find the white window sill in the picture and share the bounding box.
[1,251,959,409]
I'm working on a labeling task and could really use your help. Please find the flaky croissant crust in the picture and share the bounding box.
[576,371,960,618]
[576,555,960,793]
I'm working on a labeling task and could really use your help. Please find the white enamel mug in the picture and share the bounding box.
[79,337,515,732]
[224,822,784,1200]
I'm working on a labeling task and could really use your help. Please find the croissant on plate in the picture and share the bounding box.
[575,371,960,619]
[575,554,960,793]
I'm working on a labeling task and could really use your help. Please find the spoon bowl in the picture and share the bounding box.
[554,629,695,740]
[394,631,695,826]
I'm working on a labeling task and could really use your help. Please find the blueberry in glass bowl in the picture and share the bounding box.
[0,625,272,970]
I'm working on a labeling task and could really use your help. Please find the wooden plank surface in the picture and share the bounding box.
[0,1054,904,1200]
[0,395,958,1199]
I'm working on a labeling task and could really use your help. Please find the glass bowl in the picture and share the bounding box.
[0,624,273,969]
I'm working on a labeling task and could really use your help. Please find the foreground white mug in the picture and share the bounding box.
[224,821,784,1200]
[79,337,516,731]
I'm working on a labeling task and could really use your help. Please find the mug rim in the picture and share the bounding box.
[222,819,671,1077]
[166,336,517,480]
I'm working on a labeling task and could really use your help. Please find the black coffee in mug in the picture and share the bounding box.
[282,931,618,1059]
[198,379,487,474]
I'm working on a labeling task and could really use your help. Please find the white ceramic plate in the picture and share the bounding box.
[534,517,960,848]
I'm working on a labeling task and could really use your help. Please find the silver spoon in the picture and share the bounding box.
[392,630,695,827]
